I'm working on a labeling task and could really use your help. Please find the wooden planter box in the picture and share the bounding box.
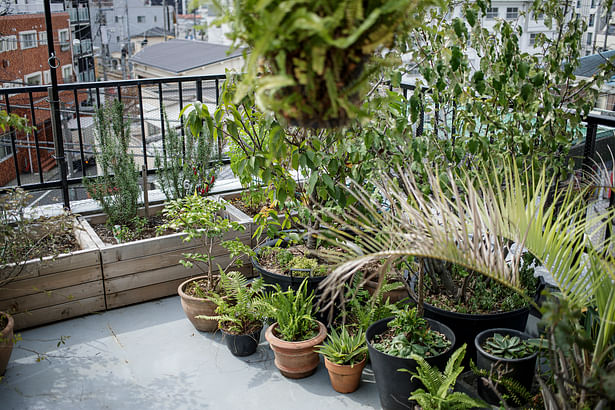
[83,201,252,310]
[0,219,105,330]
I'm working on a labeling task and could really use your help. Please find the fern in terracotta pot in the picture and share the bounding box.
[215,0,434,128]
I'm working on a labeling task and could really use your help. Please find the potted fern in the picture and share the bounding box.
[217,0,434,128]
[316,326,367,393]
[474,328,538,405]
[366,305,455,410]
[198,271,266,356]
[259,279,327,379]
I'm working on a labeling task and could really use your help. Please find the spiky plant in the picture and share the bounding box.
[315,326,367,366]
[469,360,534,407]
[316,160,615,408]
[399,344,487,410]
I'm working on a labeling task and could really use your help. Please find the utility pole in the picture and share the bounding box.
[163,0,168,41]
[604,6,612,51]
[96,0,108,80]
[124,0,132,78]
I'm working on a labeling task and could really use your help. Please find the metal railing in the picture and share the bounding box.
[0,74,613,211]
[0,74,226,206]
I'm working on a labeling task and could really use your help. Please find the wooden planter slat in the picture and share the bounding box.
[9,295,106,330]
[84,199,253,310]
[0,218,104,330]
[105,265,252,310]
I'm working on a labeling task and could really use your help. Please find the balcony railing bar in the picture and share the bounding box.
[73,88,87,178]
[28,90,44,184]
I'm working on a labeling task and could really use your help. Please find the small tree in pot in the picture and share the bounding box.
[160,193,253,331]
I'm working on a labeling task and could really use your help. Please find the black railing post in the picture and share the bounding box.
[196,79,202,102]
[583,119,598,172]
[44,0,70,209]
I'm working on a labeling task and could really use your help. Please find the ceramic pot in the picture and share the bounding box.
[178,276,218,332]
[0,312,14,376]
[475,328,538,405]
[265,321,327,379]
[324,356,367,394]
[221,326,262,357]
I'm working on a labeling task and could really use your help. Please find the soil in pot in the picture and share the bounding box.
[221,324,262,357]
[367,317,456,410]
[324,356,367,394]
[475,328,538,406]
[265,321,328,379]
[0,312,15,376]
[178,276,219,332]
[92,214,174,244]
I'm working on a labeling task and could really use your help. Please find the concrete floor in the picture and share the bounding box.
[0,296,381,410]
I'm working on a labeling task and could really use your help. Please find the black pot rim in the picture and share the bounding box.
[366,316,456,361]
[409,275,532,319]
[475,328,538,363]
[220,324,263,338]
[252,236,329,283]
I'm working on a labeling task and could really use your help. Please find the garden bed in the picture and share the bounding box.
[0,218,104,330]
[82,201,252,310]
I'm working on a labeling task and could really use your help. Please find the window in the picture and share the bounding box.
[0,132,13,160]
[154,16,157,22]
[587,32,593,45]
[589,14,595,27]
[115,16,119,23]
[137,16,145,23]
[39,31,47,46]
[43,70,50,84]
[116,36,120,43]
[529,33,537,46]
[24,72,42,85]
[577,1,581,8]
[506,7,518,20]
[19,31,37,50]
[591,0,596,7]
[58,29,69,51]
[486,7,499,19]
[61,65,73,82]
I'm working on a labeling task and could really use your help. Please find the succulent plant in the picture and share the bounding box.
[482,333,534,360]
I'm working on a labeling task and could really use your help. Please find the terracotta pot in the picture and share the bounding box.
[265,321,327,379]
[1,312,14,376]
[363,279,409,303]
[324,356,366,394]
[178,276,218,332]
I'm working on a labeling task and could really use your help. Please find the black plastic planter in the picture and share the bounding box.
[252,238,327,296]
[409,275,535,365]
[221,326,263,357]
[475,328,538,405]
[366,317,456,410]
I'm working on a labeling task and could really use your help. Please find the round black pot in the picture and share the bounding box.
[221,326,262,357]
[366,317,456,410]
[252,238,327,296]
[410,275,536,365]
[475,328,538,405]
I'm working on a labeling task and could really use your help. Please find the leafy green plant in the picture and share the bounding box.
[316,326,367,366]
[399,344,486,410]
[111,216,148,243]
[197,271,265,334]
[154,109,219,200]
[260,246,329,277]
[84,100,141,227]
[216,0,434,127]
[372,306,451,358]
[482,333,534,360]
[158,193,253,294]
[340,286,397,333]
[255,279,317,342]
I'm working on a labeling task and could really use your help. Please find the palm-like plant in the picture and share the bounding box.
[317,160,615,408]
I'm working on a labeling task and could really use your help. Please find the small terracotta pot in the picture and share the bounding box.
[178,276,218,332]
[265,321,327,379]
[1,312,14,376]
[324,356,366,393]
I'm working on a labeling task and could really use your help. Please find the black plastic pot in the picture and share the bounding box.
[252,238,327,296]
[366,317,456,410]
[475,328,538,405]
[410,275,536,365]
[221,326,262,357]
